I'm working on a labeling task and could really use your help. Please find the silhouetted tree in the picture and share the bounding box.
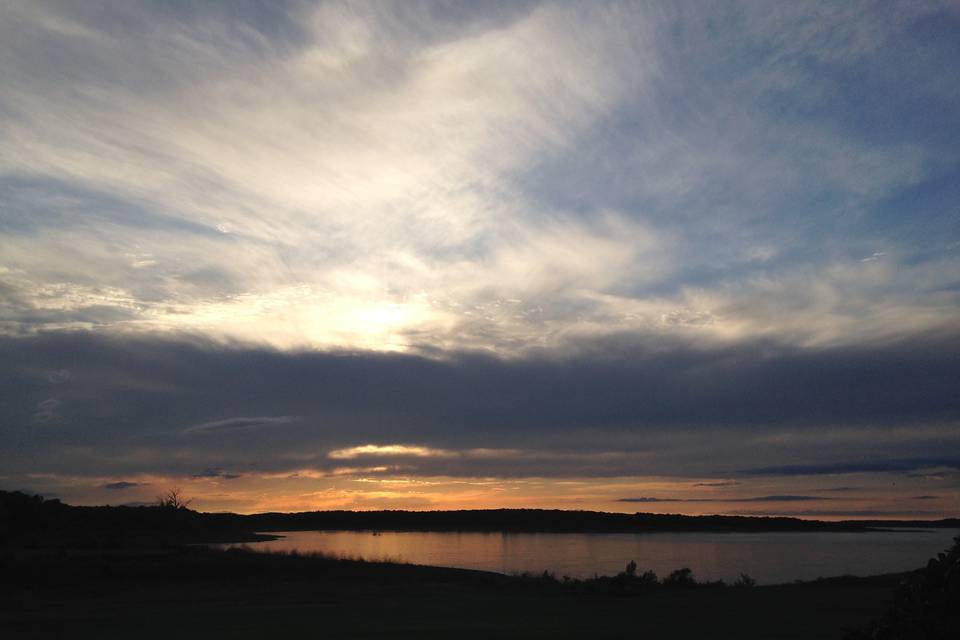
[156,488,192,510]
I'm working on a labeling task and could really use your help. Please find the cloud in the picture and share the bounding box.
[102,481,146,490]
[0,1,665,354]
[32,398,60,423]
[0,330,958,483]
[743,458,960,477]
[618,495,831,503]
[905,472,952,480]
[45,369,72,384]
[191,469,242,480]
[183,416,299,435]
[693,481,740,488]
[328,445,454,460]
[0,2,957,356]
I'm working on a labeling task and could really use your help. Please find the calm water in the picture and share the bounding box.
[226,528,959,585]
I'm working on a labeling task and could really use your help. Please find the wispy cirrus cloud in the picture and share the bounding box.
[183,416,299,435]
[1,1,958,354]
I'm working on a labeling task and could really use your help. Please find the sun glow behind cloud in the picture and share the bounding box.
[329,445,454,460]
[141,284,444,352]
[2,1,957,356]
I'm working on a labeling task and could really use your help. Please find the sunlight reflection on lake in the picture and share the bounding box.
[222,528,959,584]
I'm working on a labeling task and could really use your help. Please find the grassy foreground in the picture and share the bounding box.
[0,545,910,639]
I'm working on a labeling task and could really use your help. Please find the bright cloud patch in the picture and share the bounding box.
[328,445,455,460]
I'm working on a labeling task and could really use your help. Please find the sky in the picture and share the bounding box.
[1,0,959,518]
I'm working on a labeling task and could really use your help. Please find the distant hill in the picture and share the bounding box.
[238,508,957,535]
[2,490,957,548]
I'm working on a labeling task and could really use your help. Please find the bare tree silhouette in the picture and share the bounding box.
[156,488,193,510]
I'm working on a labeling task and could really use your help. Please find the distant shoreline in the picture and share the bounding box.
[3,491,958,549]
[244,524,956,542]
[206,508,960,541]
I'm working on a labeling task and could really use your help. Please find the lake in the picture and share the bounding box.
[224,528,959,584]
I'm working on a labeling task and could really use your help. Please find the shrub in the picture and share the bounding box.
[663,567,696,587]
[733,573,756,588]
[847,536,960,639]
[638,569,659,586]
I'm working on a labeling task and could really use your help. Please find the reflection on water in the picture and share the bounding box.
[224,528,959,584]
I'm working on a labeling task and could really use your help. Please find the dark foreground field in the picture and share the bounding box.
[0,546,917,640]
[3,491,958,638]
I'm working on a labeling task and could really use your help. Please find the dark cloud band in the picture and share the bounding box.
[0,330,958,480]
[742,458,960,477]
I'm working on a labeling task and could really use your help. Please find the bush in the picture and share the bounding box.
[663,567,696,587]
[733,573,756,588]
[847,536,960,639]
[638,569,659,586]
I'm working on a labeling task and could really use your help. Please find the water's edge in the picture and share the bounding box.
[218,528,960,585]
